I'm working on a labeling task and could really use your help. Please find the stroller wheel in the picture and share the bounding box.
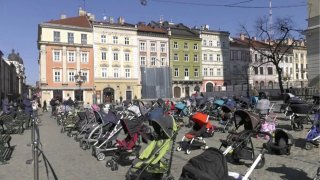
[255,156,265,169]
[162,175,174,180]
[81,142,88,150]
[305,142,313,150]
[97,152,105,161]
[203,145,209,150]
[176,146,182,152]
[106,160,113,167]
[186,149,191,155]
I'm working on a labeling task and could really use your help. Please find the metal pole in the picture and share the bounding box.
[33,112,39,180]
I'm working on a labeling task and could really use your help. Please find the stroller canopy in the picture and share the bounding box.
[234,110,260,130]
[99,110,118,125]
[214,99,225,106]
[147,107,165,121]
[128,105,142,117]
[150,114,177,139]
[175,102,186,110]
[121,117,144,137]
[191,112,209,126]
[180,147,229,180]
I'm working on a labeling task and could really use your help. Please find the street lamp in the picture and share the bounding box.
[74,70,86,102]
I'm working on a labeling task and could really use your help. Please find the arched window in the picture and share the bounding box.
[206,83,213,92]
[174,87,181,98]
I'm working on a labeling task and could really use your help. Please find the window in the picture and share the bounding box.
[81,34,87,44]
[217,68,221,76]
[300,53,304,60]
[125,69,131,78]
[101,35,106,43]
[82,71,88,82]
[290,68,293,75]
[301,73,304,79]
[101,68,107,78]
[151,57,156,66]
[254,67,258,75]
[222,42,226,47]
[53,50,61,61]
[285,56,288,63]
[184,68,189,77]
[217,41,220,47]
[80,52,88,63]
[267,67,273,75]
[113,52,119,61]
[184,42,188,49]
[140,42,146,51]
[53,70,61,82]
[68,71,75,82]
[150,42,156,52]
[174,68,179,77]
[194,54,198,62]
[160,43,166,52]
[203,40,207,46]
[101,51,107,61]
[113,36,118,44]
[161,57,165,66]
[209,54,213,61]
[174,53,179,61]
[125,37,129,45]
[53,31,60,42]
[289,57,293,63]
[203,68,207,76]
[194,43,198,50]
[113,69,119,78]
[209,41,213,46]
[260,67,264,75]
[184,54,189,61]
[209,68,214,76]
[173,42,178,49]
[203,54,207,61]
[68,33,74,44]
[125,53,130,62]
[194,68,199,77]
[140,56,146,65]
[254,54,258,62]
[67,51,75,62]
[217,54,221,61]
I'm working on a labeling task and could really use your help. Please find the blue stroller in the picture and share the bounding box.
[305,118,320,150]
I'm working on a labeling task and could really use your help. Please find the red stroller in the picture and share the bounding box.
[176,112,215,154]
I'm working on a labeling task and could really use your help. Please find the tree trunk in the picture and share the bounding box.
[276,67,284,94]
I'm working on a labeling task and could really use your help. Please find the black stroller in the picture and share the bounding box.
[290,101,314,130]
[263,129,294,155]
[180,147,268,180]
[219,109,269,169]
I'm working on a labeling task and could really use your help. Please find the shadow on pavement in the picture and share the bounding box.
[266,165,312,180]
[276,124,293,131]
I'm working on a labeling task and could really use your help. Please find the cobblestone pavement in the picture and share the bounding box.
[0,102,319,180]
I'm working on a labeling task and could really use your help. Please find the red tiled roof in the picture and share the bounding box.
[233,37,269,48]
[137,24,167,34]
[46,16,91,28]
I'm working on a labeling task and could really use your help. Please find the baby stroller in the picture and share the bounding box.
[180,147,265,180]
[305,120,320,150]
[105,116,147,170]
[174,101,189,125]
[126,114,178,180]
[209,98,225,120]
[176,112,214,154]
[219,99,237,132]
[79,105,116,150]
[91,109,122,161]
[219,109,267,168]
[290,101,314,130]
[263,129,294,155]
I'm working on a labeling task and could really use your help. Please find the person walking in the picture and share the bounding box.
[42,100,48,112]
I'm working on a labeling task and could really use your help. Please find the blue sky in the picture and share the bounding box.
[0,0,307,86]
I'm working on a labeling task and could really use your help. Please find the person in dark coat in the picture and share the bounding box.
[22,94,33,116]
[42,100,48,112]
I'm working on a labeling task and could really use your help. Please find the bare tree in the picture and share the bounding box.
[241,16,304,94]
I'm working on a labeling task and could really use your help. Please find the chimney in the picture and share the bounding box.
[118,17,125,25]
[252,37,256,40]
[160,15,164,24]
[87,13,95,21]
[168,27,171,36]
[204,24,209,30]
[287,38,293,45]
[60,14,67,19]
[240,33,245,40]
[78,7,86,16]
